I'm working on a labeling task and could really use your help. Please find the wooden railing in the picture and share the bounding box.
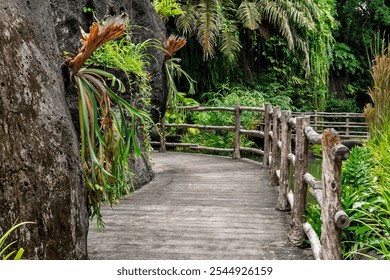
[152,104,368,260]
[156,104,265,157]
[266,106,351,259]
[293,111,368,139]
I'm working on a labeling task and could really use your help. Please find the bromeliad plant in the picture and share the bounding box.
[68,17,151,228]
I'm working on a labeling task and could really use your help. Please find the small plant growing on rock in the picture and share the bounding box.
[67,17,151,228]
[0,220,34,260]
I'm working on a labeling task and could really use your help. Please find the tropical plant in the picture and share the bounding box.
[68,17,152,228]
[164,35,196,113]
[0,221,34,260]
[153,0,184,21]
[365,43,390,137]
[176,0,319,71]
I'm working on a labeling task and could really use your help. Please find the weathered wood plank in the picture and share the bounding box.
[88,152,312,260]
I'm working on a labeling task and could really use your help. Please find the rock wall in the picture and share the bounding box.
[0,0,166,259]
[0,3,88,259]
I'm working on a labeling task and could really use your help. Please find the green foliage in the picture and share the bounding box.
[341,144,390,258]
[73,68,151,228]
[69,19,154,228]
[332,42,364,76]
[83,6,94,14]
[87,35,157,112]
[153,0,183,21]
[306,203,322,237]
[325,94,360,113]
[176,0,318,70]
[1,221,34,260]
[164,57,196,113]
[310,144,322,158]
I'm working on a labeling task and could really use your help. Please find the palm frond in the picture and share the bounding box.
[219,20,242,65]
[196,0,222,59]
[237,1,262,30]
[260,0,295,51]
[275,0,315,31]
[176,3,197,36]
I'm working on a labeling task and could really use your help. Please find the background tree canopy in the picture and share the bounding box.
[153,0,390,111]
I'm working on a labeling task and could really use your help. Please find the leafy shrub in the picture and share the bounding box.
[325,94,360,113]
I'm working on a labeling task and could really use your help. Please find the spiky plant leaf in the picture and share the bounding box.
[68,17,127,69]
[237,1,262,30]
[164,35,187,59]
[176,3,198,36]
[219,20,242,64]
[196,0,222,59]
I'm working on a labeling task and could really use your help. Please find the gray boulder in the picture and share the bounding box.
[0,3,88,259]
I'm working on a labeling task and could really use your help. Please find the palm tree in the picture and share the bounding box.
[176,0,319,74]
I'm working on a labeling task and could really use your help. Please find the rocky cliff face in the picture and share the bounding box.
[0,2,88,259]
[0,0,166,259]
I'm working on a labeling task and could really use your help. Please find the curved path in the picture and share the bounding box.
[88,152,312,259]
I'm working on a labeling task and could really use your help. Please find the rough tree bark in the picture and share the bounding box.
[320,129,350,260]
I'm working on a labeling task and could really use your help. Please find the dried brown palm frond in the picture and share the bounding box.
[164,34,187,59]
[68,17,127,71]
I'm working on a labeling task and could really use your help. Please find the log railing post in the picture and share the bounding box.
[288,116,309,247]
[346,114,350,137]
[313,110,318,129]
[320,129,350,260]
[276,111,292,210]
[233,103,241,159]
[263,104,271,167]
[160,116,166,152]
[270,106,281,185]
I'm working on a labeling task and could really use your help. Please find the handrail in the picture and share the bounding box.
[267,107,351,260]
[154,104,368,260]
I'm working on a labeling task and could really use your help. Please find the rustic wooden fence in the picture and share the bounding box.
[153,104,368,260]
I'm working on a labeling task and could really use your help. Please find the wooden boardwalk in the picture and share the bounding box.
[88,152,312,259]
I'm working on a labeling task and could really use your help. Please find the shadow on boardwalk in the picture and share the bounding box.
[88,152,313,259]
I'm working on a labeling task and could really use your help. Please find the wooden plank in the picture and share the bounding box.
[88,152,313,260]
[177,106,236,112]
[239,106,264,112]
[271,107,281,185]
[160,116,166,152]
